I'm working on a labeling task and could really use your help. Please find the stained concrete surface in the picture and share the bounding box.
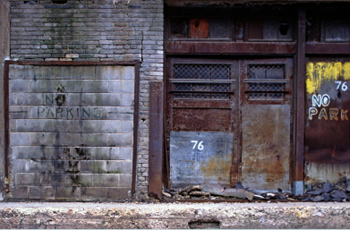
[0,202,350,229]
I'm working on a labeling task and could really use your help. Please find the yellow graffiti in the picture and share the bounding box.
[344,63,350,80]
[306,62,345,95]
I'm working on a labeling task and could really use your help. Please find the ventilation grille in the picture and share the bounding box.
[247,64,285,100]
[172,64,232,99]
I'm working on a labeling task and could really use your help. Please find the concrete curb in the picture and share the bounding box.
[0,202,350,228]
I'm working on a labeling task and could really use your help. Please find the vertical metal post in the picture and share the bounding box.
[1,0,10,193]
[148,82,164,199]
[131,61,140,195]
[294,8,306,196]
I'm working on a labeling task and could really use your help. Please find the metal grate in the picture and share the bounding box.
[173,64,231,99]
[247,64,285,100]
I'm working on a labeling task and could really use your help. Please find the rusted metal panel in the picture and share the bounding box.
[305,60,350,184]
[306,43,350,55]
[3,61,10,192]
[190,19,209,38]
[132,61,140,195]
[173,100,231,109]
[295,9,306,186]
[165,0,350,7]
[172,108,231,132]
[170,131,233,187]
[241,104,291,191]
[248,18,263,40]
[165,42,296,55]
[148,82,164,199]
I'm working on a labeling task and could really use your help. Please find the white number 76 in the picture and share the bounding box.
[191,140,204,150]
[335,81,348,91]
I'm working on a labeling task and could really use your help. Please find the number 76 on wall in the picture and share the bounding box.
[335,81,348,92]
[191,140,204,150]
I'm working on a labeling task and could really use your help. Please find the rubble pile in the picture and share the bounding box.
[162,182,301,202]
[303,178,350,202]
[162,178,350,202]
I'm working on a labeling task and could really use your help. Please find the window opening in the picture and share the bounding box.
[24,0,37,4]
[169,18,230,39]
[170,64,233,99]
[248,18,293,41]
[324,19,350,42]
[246,64,285,100]
[52,0,68,3]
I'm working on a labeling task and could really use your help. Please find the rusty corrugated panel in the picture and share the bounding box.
[241,104,291,191]
[148,82,164,199]
[305,61,350,184]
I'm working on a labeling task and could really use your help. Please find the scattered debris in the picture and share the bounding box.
[202,183,255,201]
[189,191,210,197]
[161,178,350,202]
[304,179,350,202]
[162,191,172,198]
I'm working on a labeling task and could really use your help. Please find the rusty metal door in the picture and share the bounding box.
[239,58,293,191]
[166,58,293,191]
[305,59,350,184]
[165,58,239,188]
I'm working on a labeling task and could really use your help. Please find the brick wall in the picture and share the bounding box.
[8,0,164,200]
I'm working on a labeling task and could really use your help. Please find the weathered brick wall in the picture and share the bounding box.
[9,0,164,200]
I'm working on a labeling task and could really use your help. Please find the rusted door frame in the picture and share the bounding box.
[294,9,306,195]
[148,82,164,199]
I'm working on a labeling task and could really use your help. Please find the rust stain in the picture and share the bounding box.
[200,155,231,182]
[241,105,290,190]
[331,145,336,157]
[242,141,285,183]
[173,108,231,132]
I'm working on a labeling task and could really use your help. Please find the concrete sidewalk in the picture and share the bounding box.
[0,202,350,229]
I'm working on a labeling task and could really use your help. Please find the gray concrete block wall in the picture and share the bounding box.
[9,0,164,199]
[9,65,136,201]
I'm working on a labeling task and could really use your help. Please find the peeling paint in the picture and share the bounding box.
[306,62,350,95]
